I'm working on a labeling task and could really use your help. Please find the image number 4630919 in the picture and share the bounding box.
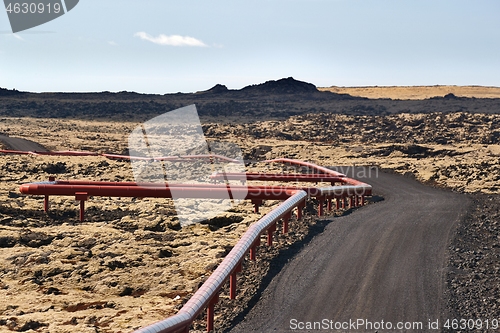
[3,0,79,33]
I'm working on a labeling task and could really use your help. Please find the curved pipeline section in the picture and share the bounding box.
[133,190,307,333]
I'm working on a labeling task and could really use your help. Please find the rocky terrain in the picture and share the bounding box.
[445,194,500,332]
[0,80,499,332]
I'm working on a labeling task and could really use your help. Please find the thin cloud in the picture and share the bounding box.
[108,41,118,46]
[134,32,207,47]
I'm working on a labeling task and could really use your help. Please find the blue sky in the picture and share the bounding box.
[1,0,500,94]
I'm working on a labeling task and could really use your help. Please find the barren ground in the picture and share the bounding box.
[319,85,500,100]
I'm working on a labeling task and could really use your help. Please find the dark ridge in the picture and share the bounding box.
[240,77,318,94]
[0,87,25,96]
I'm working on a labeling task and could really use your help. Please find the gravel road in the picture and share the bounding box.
[0,134,48,152]
[230,167,470,332]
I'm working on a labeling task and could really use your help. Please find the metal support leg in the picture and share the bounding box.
[80,200,85,222]
[207,293,219,332]
[75,192,88,222]
[267,223,276,246]
[44,195,49,212]
[318,197,325,216]
[249,238,260,261]
[252,199,263,213]
[282,212,291,233]
[229,262,242,299]
[297,201,305,219]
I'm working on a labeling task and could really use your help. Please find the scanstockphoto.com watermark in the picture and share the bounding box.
[290,318,426,331]
[3,0,79,33]
[248,162,380,181]
[289,318,500,331]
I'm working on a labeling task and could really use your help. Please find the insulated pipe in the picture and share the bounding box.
[1,149,240,163]
[20,181,368,223]
[210,172,345,184]
[20,184,300,200]
[102,153,240,163]
[133,191,307,333]
[29,151,99,156]
[21,181,367,200]
[0,150,33,155]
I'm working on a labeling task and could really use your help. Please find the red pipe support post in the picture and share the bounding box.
[206,293,219,332]
[229,262,242,300]
[318,197,325,217]
[249,237,261,261]
[327,197,332,211]
[44,196,49,212]
[297,201,305,220]
[252,199,263,213]
[282,212,291,233]
[75,192,88,222]
[267,222,276,246]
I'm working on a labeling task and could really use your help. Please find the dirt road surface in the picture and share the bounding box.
[230,167,470,332]
[0,134,48,152]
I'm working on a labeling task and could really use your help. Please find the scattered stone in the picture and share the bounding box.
[64,301,108,312]
[158,248,174,258]
[118,286,134,297]
[19,230,54,247]
[18,319,48,332]
[0,236,17,248]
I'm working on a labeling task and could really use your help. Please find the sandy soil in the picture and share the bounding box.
[319,85,500,100]
[0,112,499,332]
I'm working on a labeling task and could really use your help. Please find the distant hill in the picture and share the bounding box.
[197,77,346,97]
[240,77,318,94]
